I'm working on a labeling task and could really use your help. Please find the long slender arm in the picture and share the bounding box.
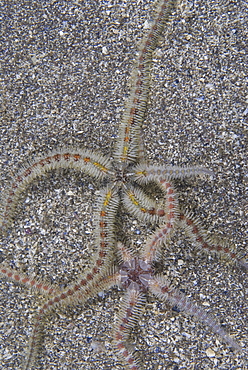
[0,148,113,232]
[0,263,60,296]
[114,0,178,163]
[179,209,247,270]
[133,163,213,183]
[141,181,178,262]
[113,289,146,370]
[149,276,242,352]
[23,270,119,370]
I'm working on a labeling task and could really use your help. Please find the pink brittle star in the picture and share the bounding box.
[0,222,244,369]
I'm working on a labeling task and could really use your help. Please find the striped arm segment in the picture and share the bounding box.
[113,289,146,370]
[149,276,242,352]
[92,186,119,270]
[142,221,175,263]
[134,164,213,183]
[0,263,109,370]
[0,264,60,296]
[21,180,120,370]
[23,271,119,370]
[114,0,178,163]
[141,181,178,262]
[131,165,180,232]
[179,210,247,270]
[0,148,112,232]
[122,185,166,223]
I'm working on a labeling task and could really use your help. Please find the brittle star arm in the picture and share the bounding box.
[178,209,247,270]
[133,163,214,183]
[0,265,119,370]
[122,165,181,226]
[0,148,113,232]
[1,186,119,369]
[122,184,168,224]
[114,0,178,163]
[0,263,61,296]
[22,270,120,370]
[113,289,146,370]
[133,165,248,269]
[131,163,212,230]
[149,276,242,352]
[139,180,179,263]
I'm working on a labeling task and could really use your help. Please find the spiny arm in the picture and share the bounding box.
[23,270,119,370]
[179,209,247,270]
[114,0,178,163]
[149,276,242,352]
[0,148,112,232]
[113,289,146,370]
[0,263,60,296]
[133,163,213,183]
[122,184,167,223]
[141,181,178,262]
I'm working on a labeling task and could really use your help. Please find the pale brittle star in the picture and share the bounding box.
[0,219,245,369]
[0,0,247,369]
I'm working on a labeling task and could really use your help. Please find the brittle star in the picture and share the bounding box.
[0,222,244,369]
[0,0,247,369]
